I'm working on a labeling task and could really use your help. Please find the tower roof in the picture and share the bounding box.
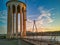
[6,0,26,6]
[10,0,18,1]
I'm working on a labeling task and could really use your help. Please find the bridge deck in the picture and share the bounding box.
[23,38,60,45]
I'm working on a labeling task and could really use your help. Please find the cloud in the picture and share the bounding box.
[0,10,7,16]
[37,7,54,23]
[27,14,38,21]
[26,18,33,30]
[0,26,7,34]
[27,7,55,31]
[0,10,7,24]
[0,7,55,32]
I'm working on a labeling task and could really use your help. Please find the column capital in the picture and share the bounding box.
[24,10,26,12]
[15,3,19,7]
[20,6,22,9]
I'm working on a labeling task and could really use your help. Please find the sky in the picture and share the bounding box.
[0,0,60,34]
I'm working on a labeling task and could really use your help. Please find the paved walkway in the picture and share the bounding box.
[0,39,33,45]
[23,38,60,45]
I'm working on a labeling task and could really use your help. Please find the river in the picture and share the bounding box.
[26,36,60,41]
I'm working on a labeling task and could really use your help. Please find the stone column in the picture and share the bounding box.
[12,6,14,38]
[7,6,11,38]
[15,5,18,38]
[23,7,26,37]
[10,5,13,38]
[20,6,23,38]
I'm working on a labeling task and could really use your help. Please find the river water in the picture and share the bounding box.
[0,36,60,45]
[26,36,60,41]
